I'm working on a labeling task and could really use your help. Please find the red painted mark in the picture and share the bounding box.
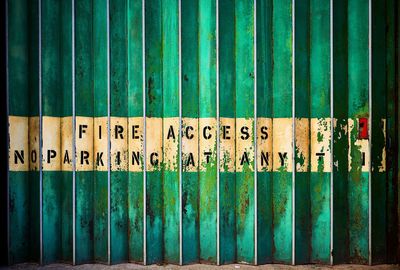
[358,118,368,139]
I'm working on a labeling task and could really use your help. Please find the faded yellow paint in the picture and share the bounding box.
[29,117,40,171]
[311,118,331,173]
[129,117,144,172]
[163,117,179,171]
[236,118,254,172]
[273,118,293,172]
[257,118,273,172]
[220,117,235,172]
[110,117,128,171]
[348,118,369,173]
[199,117,216,172]
[378,119,386,172]
[8,116,29,171]
[76,116,94,171]
[295,118,310,172]
[146,117,163,171]
[42,116,61,171]
[182,118,198,172]
[61,117,73,171]
[94,117,108,171]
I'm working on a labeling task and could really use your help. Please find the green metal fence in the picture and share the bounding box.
[6,0,400,266]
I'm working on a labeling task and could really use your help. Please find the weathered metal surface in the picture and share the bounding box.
[6,0,400,266]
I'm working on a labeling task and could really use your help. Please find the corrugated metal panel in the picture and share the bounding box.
[6,0,400,266]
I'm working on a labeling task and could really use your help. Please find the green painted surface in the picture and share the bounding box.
[385,0,398,263]
[198,0,217,263]
[348,0,369,263]
[256,0,273,264]
[75,0,93,264]
[235,0,254,264]
[93,0,108,263]
[8,0,30,264]
[332,0,349,264]
[162,0,180,264]
[294,0,310,264]
[127,0,144,263]
[145,0,163,264]
[310,0,331,263]
[41,0,63,263]
[61,0,73,263]
[182,0,199,264]
[272,0,293,263]
[371,0,387,264]
[110,0,128,263]
[219,0,236,264]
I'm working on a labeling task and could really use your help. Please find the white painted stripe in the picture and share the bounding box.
[292,0,296,265]
[330,0,334,265]
[368,0,372,265]
[39,0,43,264]
[178,0,183,265]
[253,0,258,265]
[106,0,111,264]
[142,0,147,265]
[216,0,220,265]
[72,0,76,265]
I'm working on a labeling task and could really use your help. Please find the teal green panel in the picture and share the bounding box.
[94,172,108,263]
[332,0,349,264]
[145,0,163,264]
[8,0,30,264]
[181,0,199,264]
[256,0,273,264]
[198,0,217,263]
[272,0,293,118]
[128,172,144,262]
[348,0,369,264]
[199,0,216,118]
[127,0,144,263]
[93,0,108,263]
[272,0,293,263]
[110,0,128,264]
[75,0,94,264]
[162,0,180,263]
[310,0,331,263]
[371,0,387,263]
[42,172,62,264]
[8,0,29,116]
[9,173,30,263]
[219,0,236,264]
[93,0,108,118]
[41,0,62,263]
[385,0,397,262]
[60,0,73,264]
[127,0,143,118]
[294,0,310,264]
[235,0,254,263]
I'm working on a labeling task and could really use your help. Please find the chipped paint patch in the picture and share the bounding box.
[295,118,309,172]
[378,119,386,172]
[311,118,331,173]
[29,116,40,171]
[94,117,108,171]
[348,118,369,173]
[273,118,293,172]
[163,117,179,171]
[182,117,198,172]
[61,116,73,171]
[42,116,61,171]
[257,117,272,172]
[220,117,235,172]
[146,117,163,171]
[8,116,29,171]
[128,117,144,172]
[199,117,217,172]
